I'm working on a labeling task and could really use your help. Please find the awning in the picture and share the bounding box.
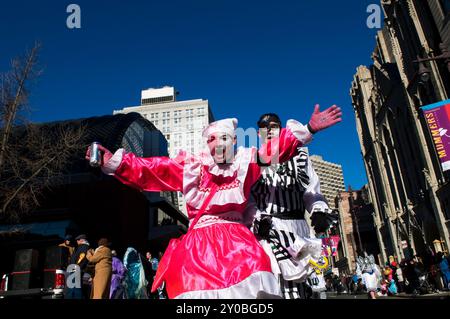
[0,220,76,238]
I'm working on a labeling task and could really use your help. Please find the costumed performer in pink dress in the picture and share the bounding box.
[85,104,341,299]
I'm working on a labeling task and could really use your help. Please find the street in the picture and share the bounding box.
[326,291,450,299]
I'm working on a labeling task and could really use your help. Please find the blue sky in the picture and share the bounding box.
[0,0,382,189]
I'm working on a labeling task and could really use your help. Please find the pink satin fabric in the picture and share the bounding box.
[114,154,184,192]
[151,222,272,298]
[257,128,301,165]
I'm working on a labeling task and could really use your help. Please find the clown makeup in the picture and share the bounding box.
[207,132,236,164]
[258,121,281,142]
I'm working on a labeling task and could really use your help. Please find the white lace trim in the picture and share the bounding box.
[200,150,241,178]
[175,271,282,299]
[183,147,253,210]
[192,211,243,229]
[101,148,125,175]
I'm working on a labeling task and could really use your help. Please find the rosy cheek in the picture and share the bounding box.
[207,142,216,153]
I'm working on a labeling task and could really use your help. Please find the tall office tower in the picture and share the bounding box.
[310,155,346,207]
[114,86,215,214]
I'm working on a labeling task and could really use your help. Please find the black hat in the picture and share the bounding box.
[75,234,87,240]
[64,234,73,241]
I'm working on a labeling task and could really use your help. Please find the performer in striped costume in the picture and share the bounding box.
[251,112,339,299]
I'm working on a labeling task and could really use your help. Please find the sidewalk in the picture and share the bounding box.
[392,291,450,299]
[326,290,450,299]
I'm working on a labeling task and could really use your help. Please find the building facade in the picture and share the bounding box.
[350,0,450,264]
[310,155,346,206]
[114,86,215,213]
[335,186,381,273]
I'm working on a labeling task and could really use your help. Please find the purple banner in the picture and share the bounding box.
[422,99,450,172]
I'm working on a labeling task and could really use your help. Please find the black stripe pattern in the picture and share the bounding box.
[251,148,323,299]
[251,148,309,216]
[280,277,312,299]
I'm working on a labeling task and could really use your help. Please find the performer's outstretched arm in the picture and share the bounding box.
[86,145,184,192]
[258,104,342,165]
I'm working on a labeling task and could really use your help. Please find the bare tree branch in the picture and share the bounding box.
[0,42,41,172]
[0,43,86,222]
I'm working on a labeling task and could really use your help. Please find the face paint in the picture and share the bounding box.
[258,121,281,141]
[207,132,235,164]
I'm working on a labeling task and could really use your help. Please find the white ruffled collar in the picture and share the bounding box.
[199,148,244,178]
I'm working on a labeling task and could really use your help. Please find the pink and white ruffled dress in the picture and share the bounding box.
[102,120,312,299]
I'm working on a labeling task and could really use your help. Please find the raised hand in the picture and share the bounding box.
[308,104,342,133]
[85,144,113,166]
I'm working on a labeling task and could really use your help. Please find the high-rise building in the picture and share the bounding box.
[113,86,215,214]
[310,155,345,207]
[350,0,450,263]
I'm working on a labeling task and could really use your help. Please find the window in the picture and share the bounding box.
[141,95,174,105]
[174,110,182,118]
[186,109,194,116]
[162,111,170,118]
[174,118,181,124]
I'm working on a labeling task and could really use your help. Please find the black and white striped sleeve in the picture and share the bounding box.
[302,156,329,214]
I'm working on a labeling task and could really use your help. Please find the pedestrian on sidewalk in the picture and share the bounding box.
[356,254,381,299]
[123,247,148,299]
[110,250,126,299]
[437,252,450,290]
[86,238,113,299]
[396,265,405,293]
